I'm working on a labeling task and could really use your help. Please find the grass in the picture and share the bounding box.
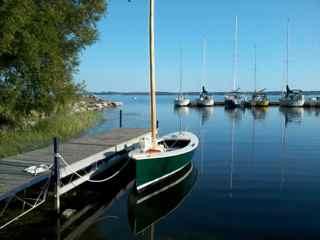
[0,183,4,192]
[0,111,103,158]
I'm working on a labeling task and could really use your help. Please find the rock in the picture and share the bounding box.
[113,101,123,107]
[71,95,123,113]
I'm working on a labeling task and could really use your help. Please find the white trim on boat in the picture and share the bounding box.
[136,161,192,192]
[137,164,193,204]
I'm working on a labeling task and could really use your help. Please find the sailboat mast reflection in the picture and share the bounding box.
[230,115,235,198]
[251,111,256,164]
[280,110,287,191]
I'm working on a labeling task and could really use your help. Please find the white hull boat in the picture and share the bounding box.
[196,39,214,107]
[279,20,304,108]
[279,95,305,107]
[174,96,190,107]
[174,48,190,107]
[225,17,245,109]
[196,96,214,107]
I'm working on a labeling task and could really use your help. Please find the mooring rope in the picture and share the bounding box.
[55,153,130,183]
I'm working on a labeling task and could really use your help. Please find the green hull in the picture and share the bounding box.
[136,150,195,191]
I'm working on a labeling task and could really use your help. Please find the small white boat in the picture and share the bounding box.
[174,95,190,107]
[250,45,269,107]
[251,92,269,107]
[279,19,304,108]
[224,16,245,109]
[197,96,214,107]
[174,48,190,107]
[196,39,214,107]
[279,86,305,107]
[197,86,214,106]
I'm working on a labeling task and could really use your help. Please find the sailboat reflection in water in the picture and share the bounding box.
[279,107,304,126]
[128,162,197,238]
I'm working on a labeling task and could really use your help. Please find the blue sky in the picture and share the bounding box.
[77,0,320,92]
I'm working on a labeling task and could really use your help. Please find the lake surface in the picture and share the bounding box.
[3,95,320,239]
[84,95,320,239]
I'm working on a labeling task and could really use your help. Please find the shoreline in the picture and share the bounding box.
[0,95,122,158]
[0,111,102,158]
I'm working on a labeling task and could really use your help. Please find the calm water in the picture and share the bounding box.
[3,95,320,239]
[85,95,320,239]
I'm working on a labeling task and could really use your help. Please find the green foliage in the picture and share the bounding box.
[0,0,107,124]
[0,110,103,158]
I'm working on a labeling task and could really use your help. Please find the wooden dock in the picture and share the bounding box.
[0,128,149,202]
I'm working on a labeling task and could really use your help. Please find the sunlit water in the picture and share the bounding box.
[83,95,320,239]
[3,95,320,239]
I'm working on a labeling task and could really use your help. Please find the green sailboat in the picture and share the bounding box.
[128,0,199,192]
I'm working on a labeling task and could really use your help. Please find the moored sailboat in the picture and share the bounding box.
[279,85,305,107]
[174,48,190,107]
[197,86,214,106]
[251,45,269,107]
[174,95,190,107]
[196,39,214,107]
[225,90,245,109]
[225,16,245,109]
[251,91,269,107]
[129,0,199,193]
[279,19,304,107]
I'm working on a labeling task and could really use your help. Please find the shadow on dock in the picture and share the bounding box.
[0,128,149,231]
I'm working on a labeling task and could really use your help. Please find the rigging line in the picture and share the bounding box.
[0,176,50,230]
[202,38,207,88]
[56,153,129,183]
[179,47,183,95]
[233,16,239,91]
[254,44,257,92]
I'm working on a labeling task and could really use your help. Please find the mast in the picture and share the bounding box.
[202,38,207,88]
[254,44,257,92]
[233,16,238,91]
[285,18,289,88]
[149,0,157,147]
[179,48,183,95]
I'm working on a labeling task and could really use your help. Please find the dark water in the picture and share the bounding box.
[3,95,320,239]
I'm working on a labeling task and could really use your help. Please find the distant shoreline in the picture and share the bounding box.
[91,91,320,96]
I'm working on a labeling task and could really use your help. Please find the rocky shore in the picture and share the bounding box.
[72,95,123,113]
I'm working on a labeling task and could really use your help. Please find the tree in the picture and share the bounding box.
[0,0,107,125]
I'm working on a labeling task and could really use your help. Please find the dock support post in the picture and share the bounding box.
[156,120,159,129]
[53,137,60,215]
[119,109,123,128]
